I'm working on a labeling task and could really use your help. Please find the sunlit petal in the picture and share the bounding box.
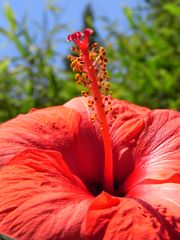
[0,148,93,240]
[124,110,180,192]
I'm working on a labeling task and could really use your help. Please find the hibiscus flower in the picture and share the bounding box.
[0,29,179,240]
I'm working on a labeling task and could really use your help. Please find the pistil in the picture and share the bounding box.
[67,29,114,194]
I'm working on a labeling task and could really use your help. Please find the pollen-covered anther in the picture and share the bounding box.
[71,46,80,54]
[72,67,78,72]
[92,42,99,48]
[89,52,97,61]
[88,99,94,108]
[101,82,105,87]
[102,64,107,69]
[71,46,77,52]
[82,73,88,79]
[75,74,81,80]
[90,113,97,122]
[99,47,106,56]
[81,91,88,97]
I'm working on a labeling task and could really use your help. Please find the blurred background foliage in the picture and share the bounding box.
[0,0,179,122]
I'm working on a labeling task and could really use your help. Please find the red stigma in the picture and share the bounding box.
[67,28,93,51]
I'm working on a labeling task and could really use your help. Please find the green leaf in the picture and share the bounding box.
[46,0,61,14]
[164,3,180,16]
[124,7,133,23]
[0,59,11,71]
[123,7,137,29]
[4,3,17,31]
[0,27,9,35]
[9,34,29,57]
[0,29,29,57]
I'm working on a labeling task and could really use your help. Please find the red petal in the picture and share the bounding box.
[65,97,150,191]
[0,106,81,166]
[128,183,180,239]
[124,110,180,192]
[84,191,180,239]
[0,105,97,193]
[65,97,105,193]
[0,104,105,193]
[0,148,93,239]
[107,98,149,188]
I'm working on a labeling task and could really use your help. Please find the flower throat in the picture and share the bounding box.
[67,28,115,194]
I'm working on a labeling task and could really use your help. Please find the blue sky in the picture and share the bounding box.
[0,0,145,58]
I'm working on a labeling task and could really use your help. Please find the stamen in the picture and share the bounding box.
[67,28,114,194]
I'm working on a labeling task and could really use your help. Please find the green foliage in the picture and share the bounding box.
[106,0,180,109]
[0,2,80,122]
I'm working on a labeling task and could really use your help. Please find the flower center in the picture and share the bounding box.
[67,29,115,194]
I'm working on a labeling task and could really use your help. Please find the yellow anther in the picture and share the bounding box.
[82,73,87,79]
[92,43,99,48]
[75,74,81,80]
[73,67,77,72]
[81,91,88,97]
